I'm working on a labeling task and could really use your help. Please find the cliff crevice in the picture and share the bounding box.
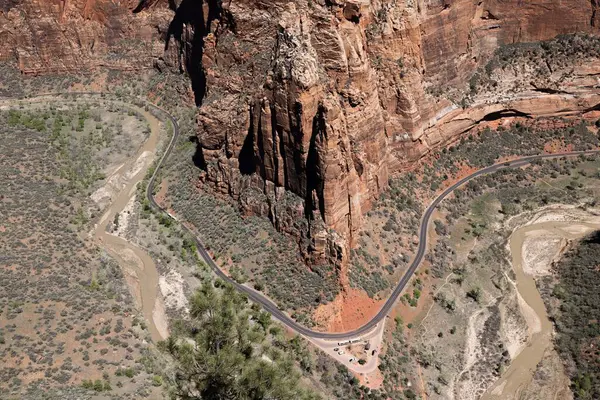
[2,0,600,267]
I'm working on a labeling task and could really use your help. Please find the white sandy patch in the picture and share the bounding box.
[91,169,127,209]
[560,223,598,236]
[506,205,600,229]
[516,290,541,337]
[499,291,529,359]
[122,267,142,308]
[159,270,189,313]
[531,210,577,224]
[490,381,507,396]
[113,194,136,237]
[91,150,152,212]
[116,247,145,272]
[455,307,491,400]
[152,295,169,340]
[521,234,565,277]
[126,150,153,180]
[261,354,274,364]
[529,206,600,225]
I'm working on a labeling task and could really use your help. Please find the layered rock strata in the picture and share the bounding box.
[0,0,170,74]
[2,0,600,263]
[188,0,600,259]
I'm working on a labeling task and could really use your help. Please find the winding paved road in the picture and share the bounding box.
[144,98,599,339]
[39,92,598,341]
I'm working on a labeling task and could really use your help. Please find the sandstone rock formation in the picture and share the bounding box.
[183,0,600,261]
[0,0,170,74]
[2,0,600,265]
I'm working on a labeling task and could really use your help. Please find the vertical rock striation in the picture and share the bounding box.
[185,0,599,260]
[2,0,599,263]
[0,0,170,74]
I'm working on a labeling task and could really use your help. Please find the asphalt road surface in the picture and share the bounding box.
[50,92,598,341]
[145,99,600,339]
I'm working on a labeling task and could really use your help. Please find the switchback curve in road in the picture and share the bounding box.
[36,92,599,341]
[144,98,600,339]
[143,99,599,340]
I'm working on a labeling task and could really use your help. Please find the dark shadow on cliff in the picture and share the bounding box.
[138,0,222,106]
[585,230,600,244]
[305,108,326,222]
[482,109,531,121]
[189,135,207,170]
[0,0,19,13]
[584,101,600,113]
[239,111,256,175]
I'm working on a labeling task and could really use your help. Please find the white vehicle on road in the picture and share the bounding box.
[337,350,345,355]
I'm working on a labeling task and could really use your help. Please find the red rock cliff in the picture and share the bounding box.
[2,0,599,260]
[0,0,170,74]
[181,0,599,257]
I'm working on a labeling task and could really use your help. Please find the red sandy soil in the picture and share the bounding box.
[0,225,5,232]
[378,272,435,398]
[583,110,600,119]
[313,287,385,332]
[391,267,435,332]
[69,72,108,92]
[156,178,181,219]
[478,116,520,131]
[439,161,479,192]
[315,115,591,331]
[154,178,169,208]
[417,363,429,400]
[544,138,574,154]
[380,221,441,397]
[358,368,384,389]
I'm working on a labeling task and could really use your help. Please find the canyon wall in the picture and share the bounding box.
[2,0,599,261]
[186,0,600,258]
[0,0,170,74]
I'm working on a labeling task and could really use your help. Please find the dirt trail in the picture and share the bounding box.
[482,218,600,400]
[92,103,168,343]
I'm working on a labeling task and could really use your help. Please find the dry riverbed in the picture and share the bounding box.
[0,95,168,396]
[483,207,600,400]
[413,204,600,400]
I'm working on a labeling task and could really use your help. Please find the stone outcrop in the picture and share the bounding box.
[186,0,600,260]
[0,0,170,74]
[2,0,600,263]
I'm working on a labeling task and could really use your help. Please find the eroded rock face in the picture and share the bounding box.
[2,0,599,263]
[189,0,599,259]
[0,0,171,74]
[196,1,391,256]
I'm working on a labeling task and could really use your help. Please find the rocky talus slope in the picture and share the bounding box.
[2,0,600,265]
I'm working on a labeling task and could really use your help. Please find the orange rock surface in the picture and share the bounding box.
[0,0,171,74]
[2,0,600,267]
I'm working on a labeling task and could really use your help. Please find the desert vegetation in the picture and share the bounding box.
[156,119,340,322]
[159,281,320,399]
[467,33,600,99]
[0,98,164,397]
[542,232,600,400]
[342,114,600,398]
[350,118,599,302]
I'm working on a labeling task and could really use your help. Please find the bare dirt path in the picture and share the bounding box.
[482,214,600,400]
[307,320,386,374]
